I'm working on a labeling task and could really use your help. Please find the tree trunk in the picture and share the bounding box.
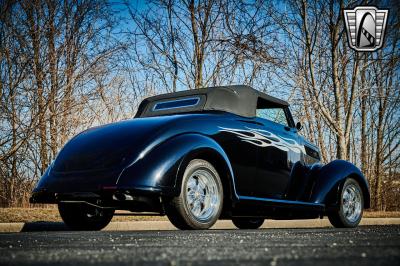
[47,0,58,159]
[28,3,48,174]
[360,57,368,177]
[329,0,346,160]
[374,106,384,210]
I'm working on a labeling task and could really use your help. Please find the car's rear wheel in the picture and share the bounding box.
[165,159,223,230]
[58,203,114,231]
[232,217,264,229]
[328,178,363,228]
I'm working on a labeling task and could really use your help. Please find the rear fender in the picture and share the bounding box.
[174,145,238,203]
[309,160,370,209]
[117,134,236,199]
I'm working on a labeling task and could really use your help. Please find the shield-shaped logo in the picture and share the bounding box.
[343,6,389,52]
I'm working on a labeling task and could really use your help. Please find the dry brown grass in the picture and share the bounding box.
[0,208,398,223]
[363,211,400,218]
[0,208,167,223]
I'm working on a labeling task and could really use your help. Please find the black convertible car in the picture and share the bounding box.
[31,85,370,230]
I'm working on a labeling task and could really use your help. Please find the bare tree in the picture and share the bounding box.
[273,0,399,210]
[0,0,123,207]
[0,0,398,210]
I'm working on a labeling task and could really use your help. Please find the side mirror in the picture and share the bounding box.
[296,122,303,131]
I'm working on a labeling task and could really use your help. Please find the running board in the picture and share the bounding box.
[239,196,324,210]
[114,212,163,216]
[232,196,325,218]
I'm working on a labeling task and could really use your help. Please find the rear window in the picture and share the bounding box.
[153,97,200,111]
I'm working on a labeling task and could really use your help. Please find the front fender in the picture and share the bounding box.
[310,160,370,208]
[116,133,235,197]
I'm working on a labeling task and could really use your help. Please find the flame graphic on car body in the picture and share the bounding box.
[219,127,305,154]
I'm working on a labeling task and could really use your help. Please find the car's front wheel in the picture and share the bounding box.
[165,159,223,230]
[58,203,114,230]
[328,178,364,228]
[232,217,265,229]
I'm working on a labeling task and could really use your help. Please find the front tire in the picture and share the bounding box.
[328,178,364,228]
[232,217,264,229]
[58,203,114,231]
[165,159,223,230]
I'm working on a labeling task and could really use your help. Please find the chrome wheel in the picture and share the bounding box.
[328,178,364,228]
[342,183,362,223]
[185,168,221,222]
[165,159,223,230]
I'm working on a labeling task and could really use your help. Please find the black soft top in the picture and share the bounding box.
[135,85,289,118]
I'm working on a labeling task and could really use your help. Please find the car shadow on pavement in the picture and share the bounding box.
[21,222,69,232]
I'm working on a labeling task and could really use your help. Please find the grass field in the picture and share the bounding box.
[0,208,399,223]
[0,208,168,223]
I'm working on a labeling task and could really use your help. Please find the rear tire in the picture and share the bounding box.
[232,217,264,229]
[58,203,114,231]
[165,159,223,230]
[328,178,364,228]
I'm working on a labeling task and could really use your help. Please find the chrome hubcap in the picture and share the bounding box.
[342,184,362,223]
[185,169,220,222]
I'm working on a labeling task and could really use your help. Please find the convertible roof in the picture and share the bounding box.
[135,85,289,118]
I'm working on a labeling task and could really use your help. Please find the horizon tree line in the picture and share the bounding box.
[0,0,398,210]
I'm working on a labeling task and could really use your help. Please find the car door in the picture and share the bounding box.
[253,106,302,199]
[216,118,260,197]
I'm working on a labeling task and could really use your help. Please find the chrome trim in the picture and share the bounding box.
[185,168,221,222]
[239,196,325,208]
[342,184,362,223]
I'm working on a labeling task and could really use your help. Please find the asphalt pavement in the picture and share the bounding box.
[0,225,399,265]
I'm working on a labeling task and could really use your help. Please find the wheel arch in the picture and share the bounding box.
[118,133,237,205]
[347,173,371,209]
[310,160,371,209]
[175,147,237,217]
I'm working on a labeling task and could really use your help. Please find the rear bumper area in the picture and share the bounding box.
[30,187,171,213]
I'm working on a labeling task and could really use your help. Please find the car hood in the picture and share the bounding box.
[52,116,178,173]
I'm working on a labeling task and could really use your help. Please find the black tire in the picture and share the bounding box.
[328,178,364,228]
[58,203,114,231]
[232,217,265,229]
[165,159,223,230]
